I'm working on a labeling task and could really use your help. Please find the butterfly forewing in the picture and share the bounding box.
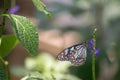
[57,48,69,61]
[57,42,88,66]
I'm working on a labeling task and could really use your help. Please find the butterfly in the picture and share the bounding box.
[57,41,88,66]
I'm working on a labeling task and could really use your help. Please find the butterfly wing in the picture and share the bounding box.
[57,44,80,61]
[57,48,70,61]
[68,45,87,66]
[57,42,87,66]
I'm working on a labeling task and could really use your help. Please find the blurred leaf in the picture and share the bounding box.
[7,14,39,56]
[25,53,71,73]
[0,67,7,80]
[21,71,45,80]
[32,0,51,18]
[10,66,28,77]
[23,53,81,80]
[0,63,7,80]
[113,34,120,80]
[0,57,8,80]
[0,35,18,58]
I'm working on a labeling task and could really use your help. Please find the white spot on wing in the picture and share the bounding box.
[64,49,69,55]
[70,47,74,51]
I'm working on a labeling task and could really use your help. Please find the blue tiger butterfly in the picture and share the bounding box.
[57,41,88,66]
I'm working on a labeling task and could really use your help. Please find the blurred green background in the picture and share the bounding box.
[1,0,120,80]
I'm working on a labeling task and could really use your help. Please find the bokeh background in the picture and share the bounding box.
[1,0,120,80]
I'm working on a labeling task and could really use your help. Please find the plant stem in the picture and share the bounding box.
[0,0,8,41]
[92,53,95,80]
[5,61,10,80]
[0,0,10,80]
[92,28,97,80]
[0,57,10,80]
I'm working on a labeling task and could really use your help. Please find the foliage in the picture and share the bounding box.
[21,53,81,80]
[0,57,9,80]
[0,35,18,57]
[0,0,50,80]
[32,0,51,18]
[8,14,39,55]
[0,0,120,80]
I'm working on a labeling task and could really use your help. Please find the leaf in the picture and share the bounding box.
[0,35,18,58]
[0,58,8,80]
[0,65,7,80]
[21,71,44,80]
[7,14,39,56]
[32,0,51,18]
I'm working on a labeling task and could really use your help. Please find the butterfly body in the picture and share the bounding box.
[57,42,88,66]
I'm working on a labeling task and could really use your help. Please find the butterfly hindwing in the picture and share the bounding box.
[68,46,87,66]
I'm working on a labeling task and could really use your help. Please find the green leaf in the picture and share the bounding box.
[0,57,8,80]
[7,14,39,56]
[0,64,7,80]
[0,35,18,58]
[32,0,51,18]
